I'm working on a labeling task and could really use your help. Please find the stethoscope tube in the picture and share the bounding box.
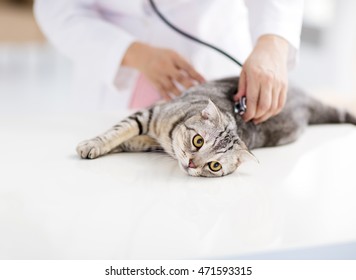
[148,0,244,68]
[148,0,246,115]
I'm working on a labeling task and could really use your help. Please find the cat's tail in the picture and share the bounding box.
[307,97,356,125]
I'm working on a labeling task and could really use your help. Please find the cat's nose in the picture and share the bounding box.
[188,159,197,169]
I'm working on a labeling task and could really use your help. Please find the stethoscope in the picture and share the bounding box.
[148,0,247,116]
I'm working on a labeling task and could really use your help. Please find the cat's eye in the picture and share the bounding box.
[192,134,204,149]
[208,161,222,172]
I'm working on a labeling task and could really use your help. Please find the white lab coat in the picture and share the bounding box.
[34,0,304,111]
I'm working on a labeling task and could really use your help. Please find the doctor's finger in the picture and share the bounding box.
[156,85,171,101]
[152,78,171,100]
[169,69,194,89]
[242,81,260,122]
[160,78,181,97]
[276,84,287,115]
[234,70,247,102]
[254,88,279,124]
[254,82,273,120]
[270,88,280,117]
[174,57,205,83]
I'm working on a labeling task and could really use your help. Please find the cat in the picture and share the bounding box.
[76,77,356,177]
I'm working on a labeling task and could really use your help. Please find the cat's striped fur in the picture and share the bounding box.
[77,77,356,177]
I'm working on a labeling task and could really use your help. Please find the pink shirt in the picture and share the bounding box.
[129,74,161,109]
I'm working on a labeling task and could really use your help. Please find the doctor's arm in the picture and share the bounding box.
[121,42,205,100]
[34,0,204,100]
[235,0,304,124]
[34,0,137,88]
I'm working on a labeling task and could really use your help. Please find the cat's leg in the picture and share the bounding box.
[111,135,163,153]
[77,109,154,159]
[307,98,356,125]
[260,94,356,147]
[288,88,356,125]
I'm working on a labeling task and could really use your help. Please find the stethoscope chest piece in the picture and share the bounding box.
[234,96,247,116]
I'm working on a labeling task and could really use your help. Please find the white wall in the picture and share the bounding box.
[290,0,356,98]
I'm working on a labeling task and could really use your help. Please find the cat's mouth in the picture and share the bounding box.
[178,161,201,177]
[174,145,200,176]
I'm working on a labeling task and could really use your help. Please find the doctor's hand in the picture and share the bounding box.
[234,35,289,124]
[122,42,205,100]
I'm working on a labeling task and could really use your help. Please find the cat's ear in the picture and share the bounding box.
[239,149,259,163]
[237,140,259,164]
[202,99,222,124]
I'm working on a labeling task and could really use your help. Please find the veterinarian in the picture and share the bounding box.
[35,0,304,123]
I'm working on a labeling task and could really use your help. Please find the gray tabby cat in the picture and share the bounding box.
[77,77,356,177]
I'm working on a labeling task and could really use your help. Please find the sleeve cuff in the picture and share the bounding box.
[101,35,137,86]
[246,0,304,69]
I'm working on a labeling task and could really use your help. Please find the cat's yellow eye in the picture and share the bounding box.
[192,134,204,149]
[209,161,222,172]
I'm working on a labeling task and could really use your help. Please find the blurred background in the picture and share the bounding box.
[0,0,356,114]
[0,0,72,114]
[1,0,356,261]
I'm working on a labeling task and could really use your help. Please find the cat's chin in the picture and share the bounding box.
[187,169,200,177]
[178,162,189,174]
[178,162,200,177]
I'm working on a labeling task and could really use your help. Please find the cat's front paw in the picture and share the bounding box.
[76,139,102,159]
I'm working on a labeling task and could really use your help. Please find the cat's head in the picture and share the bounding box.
[172,99,255,177]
